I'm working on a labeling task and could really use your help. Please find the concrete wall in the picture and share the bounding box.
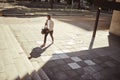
[109,0,120,36]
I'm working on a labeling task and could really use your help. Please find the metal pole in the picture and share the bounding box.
[92,7,101,38]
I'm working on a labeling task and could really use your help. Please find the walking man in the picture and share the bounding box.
[41,15,54,47]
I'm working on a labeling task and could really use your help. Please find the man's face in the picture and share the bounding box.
[47,15,50,19]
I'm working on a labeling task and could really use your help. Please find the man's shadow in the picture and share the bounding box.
[28,43,53,59]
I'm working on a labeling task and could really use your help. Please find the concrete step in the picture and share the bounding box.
[1,24,23,58]
[0,50,20,80]
[14,57,32,80]
[5,64,20,80]
[0,24,42,80]
[31,61,50,80]
[0,25,20,80]
[20,53,42,80]
[0,54,7,80]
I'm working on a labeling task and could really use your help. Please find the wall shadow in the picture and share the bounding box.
[40,33,120,80]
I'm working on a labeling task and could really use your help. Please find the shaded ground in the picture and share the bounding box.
[54,15,111,31]
[42,34,120,80]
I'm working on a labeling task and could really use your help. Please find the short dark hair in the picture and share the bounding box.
[47,15,51,17]
[47,15,51,19]
[47,15,50,16]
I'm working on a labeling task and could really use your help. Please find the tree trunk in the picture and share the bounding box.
[78,0,81,9]
[57,0,60,3]
[50,0,53,9]
[45,0,48,2]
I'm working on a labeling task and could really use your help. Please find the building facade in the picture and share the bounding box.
[110,0,120,36]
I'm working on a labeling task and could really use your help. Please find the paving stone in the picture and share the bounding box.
[43,61,57,68]
[31,62,49,80]
[92,58,103,64]
[36,41,43,45]
[40,56,52,62]
[0,57,4,73]
[84,66,96,75]
[50,67,60,72]
[43,68,55,80]
[77,61,88,67]
[91,65,103,72]
[54,72,69,80]
[109,55,120,62]
[109,60,120,66]
[99,68,115,77]
[14,58,31,80]
[73,77,85,80]
[63,58,74,63]
[70,57,82,62]
[66,52,81,57]
[93,72,104,80]
[79,54,90,60]
[86,53,99,59]
[0,72,7,80]
[96,50,109,57]
[64,45,72,49]
[99,56,114,62]
[59,64,72,71]
[58,54,69,59]
[5,64,20,80]
[54,59,66,65]
[54,50,63,54]
[105,61,116,67]
[62,49,71,53]
[99,63,110,69]
[81,73,95,80]
[68,63,81,69]
[74,68,85,75]
[84,60,96,65]
[50,55,60,60]
[80,47,88,50]
[67,41,75,45]
[66,70,78,78]
[1,52,14,65]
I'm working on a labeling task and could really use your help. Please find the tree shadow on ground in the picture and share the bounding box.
[53,15,112,31]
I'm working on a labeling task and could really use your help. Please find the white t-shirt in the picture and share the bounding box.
[47,20,54,31]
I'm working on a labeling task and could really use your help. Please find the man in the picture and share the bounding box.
[41,15,54,47]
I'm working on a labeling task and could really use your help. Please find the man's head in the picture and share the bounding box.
[47,15,51,20]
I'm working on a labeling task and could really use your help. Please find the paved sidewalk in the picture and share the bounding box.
[0,17,49,80]
[0,13,120,80]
